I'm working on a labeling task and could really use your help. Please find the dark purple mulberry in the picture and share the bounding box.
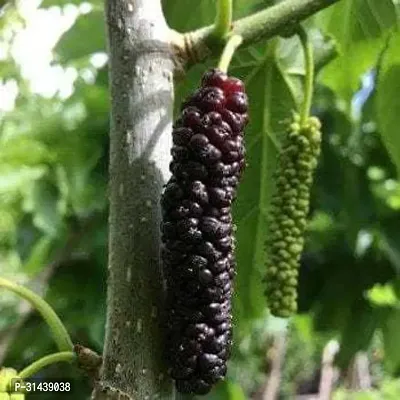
[161,68,248,395]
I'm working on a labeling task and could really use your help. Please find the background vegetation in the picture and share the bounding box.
[1,0,400,398]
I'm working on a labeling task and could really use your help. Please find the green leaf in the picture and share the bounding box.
[278,29,339,76]
[380,380,400,399]
[162,0,215,31]
[69,172,107,215]
[48,125,105,215]
[381,307,400,374]
[0,166,47,198]
[40,0,102,7]
[376,31,400,177]
[208,379,247,400]
[333,388,377,400]
[231,41,297,330]
[23,236,54,276]
[233,0,271,19]
[40,0,81,6]
[378,228,400,275]
[46,258,106,345]
[318,0,397,44]
[0,60,19,81]
[313,267,357,332]
[0,209,16,247]
[0,136,51,166]
[316,0,397,103]
[55,152,106,216]
[22,181,64,237]
[393,279,400,299]
[277,29,339,107]
[162,0,265,31]
[367,283,398,306]
[336,299,379,368]
[54,10,105,64]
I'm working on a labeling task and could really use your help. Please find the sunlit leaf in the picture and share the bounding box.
[23,236,54,276]
[0,166,47,197]
[376,31,400,177]
[316,0,397,103]
[54,10,105,63]
[367,283,398,306]
[382,307,400,374]
[22,180,64,237]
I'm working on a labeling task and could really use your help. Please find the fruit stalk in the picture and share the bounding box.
[218,35,243,73]
[213,0,233,39]
[297,26,314,126]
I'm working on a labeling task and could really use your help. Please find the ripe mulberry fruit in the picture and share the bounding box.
[264,115,321,318]
[161,69,248,395]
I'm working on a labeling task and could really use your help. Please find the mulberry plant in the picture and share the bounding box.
[160,50,248,393]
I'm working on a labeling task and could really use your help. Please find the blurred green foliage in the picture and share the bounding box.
[334,379,400,400]
[1,0,400,398]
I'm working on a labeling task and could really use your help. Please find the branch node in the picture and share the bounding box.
[183,31,212,67]
[170,29,212,77]
[173,0,340,70]
[74,344,103,383]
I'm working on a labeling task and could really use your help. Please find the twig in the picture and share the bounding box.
[18,351,76,379]
[346,352,371,391]
[263,333,287,400]
[74,344,103,384]
[355,353,372,391]
[318,340,340,400]
[173,0,341,67]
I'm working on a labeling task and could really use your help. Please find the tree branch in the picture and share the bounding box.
[345,352,371,391]
[96,0,174,398]
[318,340,340,400]
[263,333,287,400]
[74,344,102,384]
[173,0,340,67]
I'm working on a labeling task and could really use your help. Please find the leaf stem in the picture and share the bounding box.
[183,0,339,68]
[213,0,233,39]
[297,25,314,125]
[217,34,243,73]
[0,277,73,352]
[18,352,76,379]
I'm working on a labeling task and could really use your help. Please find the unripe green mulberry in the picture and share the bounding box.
[264,115,321,318]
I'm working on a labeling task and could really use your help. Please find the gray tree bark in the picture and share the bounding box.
[92,0,175,398]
